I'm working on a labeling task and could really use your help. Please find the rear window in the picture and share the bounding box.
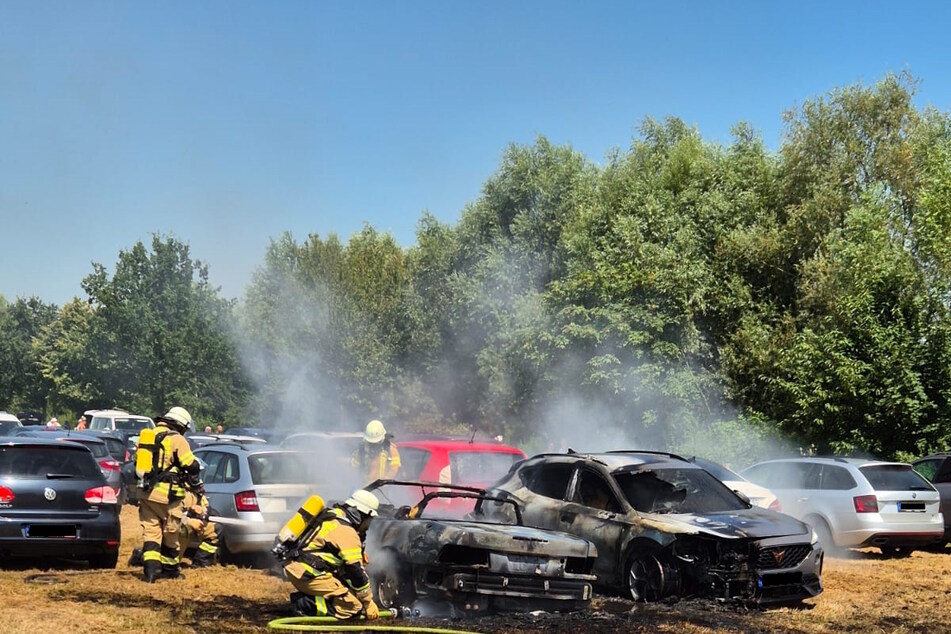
[67,440,109,459]
[0,446,102,478]
[449,451,522,485]
[860,465,935,491]
[248,452,332,485]
[115,418,153,432]
[398,447,431,480]
[100,437,127,460]
[0,421,21,436]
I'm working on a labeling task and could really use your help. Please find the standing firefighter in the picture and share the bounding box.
[351,420,401,484]
[135,406,203,582]
[180,488,220,567]
[281,490,381,620]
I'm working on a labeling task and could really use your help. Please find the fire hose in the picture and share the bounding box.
[267,611,483,633]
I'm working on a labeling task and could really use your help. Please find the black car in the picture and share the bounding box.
[912,453,951,543]
[0,437,121,568]
[16,411,44,426]
[13,429,125,503]
[488,450,824,605]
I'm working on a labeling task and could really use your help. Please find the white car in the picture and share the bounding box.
[0,411,23,435]
[688,456,781,511]
[85,409,155,448]
[743,457,944,556]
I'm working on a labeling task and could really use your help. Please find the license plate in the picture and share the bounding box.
[25,524,78,538]
[898,502,925,512]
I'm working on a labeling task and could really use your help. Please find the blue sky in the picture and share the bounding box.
[2,2,950,306]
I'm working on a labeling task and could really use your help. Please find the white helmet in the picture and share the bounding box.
[345,489,379,517]
[364,419,386,444]
[160,406,193,433]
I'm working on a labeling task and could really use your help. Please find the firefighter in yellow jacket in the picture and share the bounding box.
[351,420,401,485]
[284,490,381,620]
[136,406,203,582]
[180,488,219,567]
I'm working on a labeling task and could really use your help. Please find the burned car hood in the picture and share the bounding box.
[371,519,597,561]
[642,507,810,540]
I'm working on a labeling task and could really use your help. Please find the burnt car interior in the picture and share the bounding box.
[369,479,524,524]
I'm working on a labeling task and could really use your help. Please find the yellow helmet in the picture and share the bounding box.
[160,406,193,432]
[345,489,380,517]
[364,419,386,444]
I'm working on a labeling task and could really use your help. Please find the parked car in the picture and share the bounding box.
[0,411,23,436]
[0,436,121,568]
[85,409,155,448]
[911,453,951,543]
[686,456,781,511]
[16,411,44,426]
[13,429,124,502]
[742,457,943,556]
[226,427,281,443]
[365,480,597,613]
[80,430,132,463]
[186,433,269,450]
[488,450,823,604]
[193,442,345,562]
[396,436,527,488]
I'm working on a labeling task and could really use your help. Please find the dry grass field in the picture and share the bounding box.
[0,504,948,633]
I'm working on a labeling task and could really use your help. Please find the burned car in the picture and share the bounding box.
[487,451,823,605]
[364,480,597,613]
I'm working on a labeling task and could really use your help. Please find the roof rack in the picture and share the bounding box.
[605,449,689,462]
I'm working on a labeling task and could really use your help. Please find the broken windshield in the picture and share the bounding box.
[614,468,748,514]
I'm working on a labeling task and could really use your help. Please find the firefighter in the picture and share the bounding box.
[180,487,220,567]
[136,405,203,582]
[351,420,401,484]
[283,489,381,620]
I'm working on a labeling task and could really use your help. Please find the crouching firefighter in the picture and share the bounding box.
[181,488,220,567]
[276,490,381,620]
[135,406,203,582]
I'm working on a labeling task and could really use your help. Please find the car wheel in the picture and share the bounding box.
[880,546,914,558]
[88,551,119,569]
[372,555,415,609]
[626,548,679,602]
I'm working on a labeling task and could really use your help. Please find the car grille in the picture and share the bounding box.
[756,544,811,569]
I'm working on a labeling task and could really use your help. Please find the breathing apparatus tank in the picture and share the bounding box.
[135,427,157,480]
[272,494,327,562]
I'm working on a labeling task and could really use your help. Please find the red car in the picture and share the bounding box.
[395,436,527,488]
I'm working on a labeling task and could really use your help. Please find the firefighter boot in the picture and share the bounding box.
[191,549,216,568]
[143,560,162,583]
[128,548,143,567]
[290,592,318,616]
[161,564,182,580]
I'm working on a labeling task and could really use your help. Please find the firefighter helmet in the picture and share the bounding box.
[364,420,386,444]
[159,406,193,433]
[345,489,379,517]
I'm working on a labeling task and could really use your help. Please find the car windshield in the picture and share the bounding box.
[0,446,101,478]
[115,418,152,431]
[0,421,20,435]
[615,467,748,514]
[860,465,935,491]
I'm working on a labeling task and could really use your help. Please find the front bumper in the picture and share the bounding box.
[421,567,594,607]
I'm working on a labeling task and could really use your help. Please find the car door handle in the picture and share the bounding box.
[560,511,576,523]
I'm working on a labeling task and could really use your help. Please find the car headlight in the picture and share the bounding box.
[810,528,819,545]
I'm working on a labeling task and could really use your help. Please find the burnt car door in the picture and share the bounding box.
[559,467,630,587]
[515,462,574,530]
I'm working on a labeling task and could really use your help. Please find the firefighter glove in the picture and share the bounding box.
[364,599,380,620]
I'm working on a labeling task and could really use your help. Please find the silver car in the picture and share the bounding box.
[193,442,351,562]
[742,457,944,556]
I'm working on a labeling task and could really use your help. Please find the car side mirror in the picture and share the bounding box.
[733,489,752,505]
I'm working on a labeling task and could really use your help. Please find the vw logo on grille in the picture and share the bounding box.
[912,492,917,499]
[44,488,57,501]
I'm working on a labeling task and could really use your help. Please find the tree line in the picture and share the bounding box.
[2,73,950,463]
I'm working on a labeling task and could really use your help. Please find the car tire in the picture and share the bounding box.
[626,546,679,602]
[372,552,415,609]
[89,551,119,569]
